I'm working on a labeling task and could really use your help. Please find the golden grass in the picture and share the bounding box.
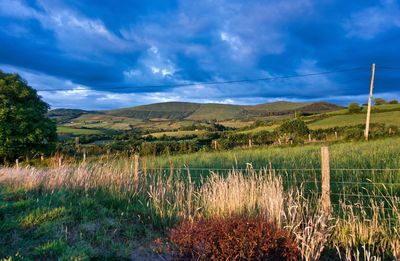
[1,162,400,259]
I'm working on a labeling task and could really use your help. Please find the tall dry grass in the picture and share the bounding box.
[1,162,400,259]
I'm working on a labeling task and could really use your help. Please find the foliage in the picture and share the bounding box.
[374,97,386,105]
[276,119,309,137]
[0,71,57,162]
[348,102,362,113]
[388,99,399,104]
[167,217,299,260]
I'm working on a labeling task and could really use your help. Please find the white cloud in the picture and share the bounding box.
[344,0,400,39]
[0,0,132,54]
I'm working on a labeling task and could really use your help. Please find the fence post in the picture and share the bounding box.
[15,159,19,169]
[83,149,87,163]
[335,131,338,140]
[248,139,252,148]
[308,134,312,142]
[213,140,218,150]
[58,156,63,167]
[321,146,331,214]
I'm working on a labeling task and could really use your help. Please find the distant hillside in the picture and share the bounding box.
[48,109,101,123]
[105,102,201,120]
[50,101,343,124]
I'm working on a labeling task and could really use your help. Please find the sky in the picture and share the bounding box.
[0,0,400,110]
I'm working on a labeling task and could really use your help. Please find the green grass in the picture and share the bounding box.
[238,125,279,134]
[309,110,400,129]
[0,187,159,259]
[146,130,206,138]
[187,104,242,120]
[57,126,104,135]
[146,137,400,170]
[2,136,400,259]
[325,103,400,116]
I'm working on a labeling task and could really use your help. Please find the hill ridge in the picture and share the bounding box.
[50,100,343,122]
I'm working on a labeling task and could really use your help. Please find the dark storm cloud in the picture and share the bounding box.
[0,0,399,109]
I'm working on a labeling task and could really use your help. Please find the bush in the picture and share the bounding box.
[167,217,299,260]
[344,127,364,141]
[388,99,398,104]
[276,119,309,137]
[348,102,362,113]
[374,97,386,105]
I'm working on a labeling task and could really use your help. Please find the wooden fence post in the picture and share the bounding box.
[308,134,312,142]
[248,139,252,148]
[213,140,218,150]
[335,131,338,140]
[15,159,19,169]
[58,156,63,167]
[321,146,331,214]
[83,149,87,163]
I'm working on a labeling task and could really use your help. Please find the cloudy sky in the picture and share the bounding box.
[0,0,399,109]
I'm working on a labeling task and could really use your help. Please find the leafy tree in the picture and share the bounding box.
[276,119,309,137]
[0,71,57,162]
[388,99,398,104]
[374,97,386,105]
[348,102,362,113]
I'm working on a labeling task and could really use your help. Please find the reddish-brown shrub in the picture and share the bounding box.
[168,216,299,260]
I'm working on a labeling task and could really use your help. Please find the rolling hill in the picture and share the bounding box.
[102,101,341,121]
[50,100,343,134]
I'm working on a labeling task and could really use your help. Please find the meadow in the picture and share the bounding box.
[1,137,400,259]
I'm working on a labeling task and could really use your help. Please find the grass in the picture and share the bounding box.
[145,130,206,138]
[238,124,279,134]
[2,137,400,259]
[57,126,104,135]
[1,162,400,259]
[308,110,400,129]
[145,137,400,170]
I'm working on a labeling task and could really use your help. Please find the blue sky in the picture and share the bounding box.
[0,0,399,109]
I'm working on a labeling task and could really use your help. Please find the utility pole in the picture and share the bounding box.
[364,63,376,141]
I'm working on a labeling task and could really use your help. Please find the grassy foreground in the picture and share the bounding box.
[1,137,400,259]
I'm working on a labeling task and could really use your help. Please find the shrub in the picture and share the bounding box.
[167,217,299,260]
[374,97,386,105]
[388,99,398,104]
[348,102,362,113]
[344,127,364,141]
[276,119,309,137]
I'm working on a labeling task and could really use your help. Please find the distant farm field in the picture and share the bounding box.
[145,130,206,138]
[309,110,400,129]
[57,126,104,135]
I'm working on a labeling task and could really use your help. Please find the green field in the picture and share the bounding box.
[145,130,206,138]
[238,125,279,134]
[146,137,400,170]
[309,110,400,129]
[57,126,104,135]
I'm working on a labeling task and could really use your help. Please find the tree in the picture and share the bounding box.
[276,119,309,136]
[374,98,386,105]
[388,99,398,104]
[348,102,362,113]
[0,71,57,162]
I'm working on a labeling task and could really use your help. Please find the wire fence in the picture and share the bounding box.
[137,166,400,209]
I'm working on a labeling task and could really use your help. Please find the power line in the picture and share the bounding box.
[35,67,368,92]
